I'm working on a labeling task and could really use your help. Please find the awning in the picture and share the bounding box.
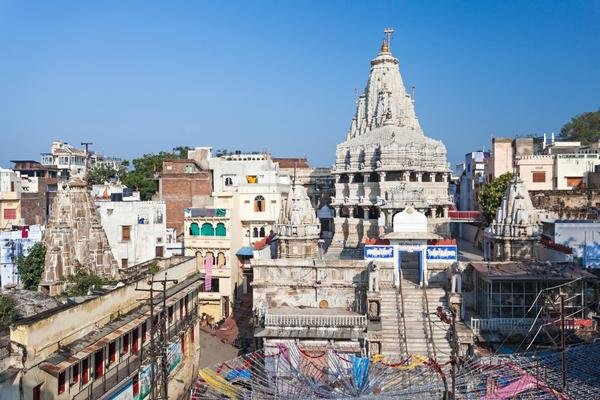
[236,246,254,257]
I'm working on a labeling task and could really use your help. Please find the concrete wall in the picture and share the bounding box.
[554,154,600,189]
[97,200,167,267]
[489,138,513,180]
[10,257,198,369]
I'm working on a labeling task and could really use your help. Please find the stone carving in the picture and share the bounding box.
[331,32,451,247]
[40,177,119,295]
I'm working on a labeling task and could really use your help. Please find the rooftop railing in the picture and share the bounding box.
[265,313,367,328]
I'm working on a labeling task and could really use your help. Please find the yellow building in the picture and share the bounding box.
[0,168,22,229]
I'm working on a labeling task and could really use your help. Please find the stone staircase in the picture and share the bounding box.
[379,283,406,357]
[378,266,454,361]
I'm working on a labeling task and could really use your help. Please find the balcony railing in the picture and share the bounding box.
[265,313,367,328]
[72,307,197,400]
[470,318,538,336]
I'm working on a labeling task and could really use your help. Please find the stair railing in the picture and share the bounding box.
[397,270,409,357]
[422,284,438,360]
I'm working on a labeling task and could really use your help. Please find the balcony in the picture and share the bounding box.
[185,236,230,249]
[265,310,367,328]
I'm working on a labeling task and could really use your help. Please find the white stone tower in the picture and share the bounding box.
[331,29,451,249]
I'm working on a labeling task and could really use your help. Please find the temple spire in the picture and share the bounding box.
[380,27,394,53]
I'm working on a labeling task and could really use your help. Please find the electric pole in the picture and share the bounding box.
[560,292,567,390]
[135,272,178,399]
[81,141,93,180]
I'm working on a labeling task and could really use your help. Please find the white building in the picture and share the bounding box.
[96,190,167,270]
[553,153,600,189]
[40,140,123,178]
[459,151,489,211]
[0,225,43,288]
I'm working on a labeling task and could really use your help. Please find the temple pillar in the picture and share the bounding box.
[443,206,449,218]
[363,173,369,183]
[430,207,436,218]
[363,206,371,221]
[403,171,410,181]
[416,172,423,182]
[348,206,355,218]
[380,171,387,181]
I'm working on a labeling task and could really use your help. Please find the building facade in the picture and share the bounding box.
[1,257,201,400]
[331,32,451,248]
[12,160,59,225]
[0,168,22,229]
[96,193,167,270]
[0,225,43,288]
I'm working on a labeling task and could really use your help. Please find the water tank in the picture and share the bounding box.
[111,193,123,202]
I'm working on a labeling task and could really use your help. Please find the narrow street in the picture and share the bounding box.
[457,238,484,262]
[198,330,239,368]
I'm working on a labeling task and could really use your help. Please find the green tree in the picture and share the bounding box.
[478,172,515,225]
[560,108,600,144]
[0,296,17,329]
[17,242,46,290]
[87,165,127,187]
[121,149,188,201]
[65,267,111,297]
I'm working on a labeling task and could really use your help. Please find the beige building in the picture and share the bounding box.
[184,207,234,319]
[515,155,554,191]
[0,168,22,229]
[1,257,202,400]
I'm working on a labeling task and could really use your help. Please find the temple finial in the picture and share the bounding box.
[381,28,394,52]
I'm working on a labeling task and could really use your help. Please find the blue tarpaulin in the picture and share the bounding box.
[351,355,370,391]
[236,246,254,257]
[226,368,251,381]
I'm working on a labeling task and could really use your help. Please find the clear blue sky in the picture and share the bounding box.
[1,1,599,168]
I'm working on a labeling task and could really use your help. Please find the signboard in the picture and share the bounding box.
[108,381,133,400]
[364,245,395,262]
[426,245,457,262]
[167,340,182,373]
[138,363,156,400]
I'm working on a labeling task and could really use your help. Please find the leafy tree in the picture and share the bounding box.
[560,108,600,144]
[0,296,17,329]
[121,149,188,201]
[17,242,46,290]
[478,172,515,225]
[65,267,111,297]
[87,164,127,187]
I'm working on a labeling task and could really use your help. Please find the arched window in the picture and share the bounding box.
[200,223,215,236]
[253,227,259,237]
[215,223,226,237]
[254,195,266,212]
[259,227,266,237]
[189,223,200,236]
[224,177,233,186]
[195,251,203,269]
[217,252,226,267]
[204,251,215,265]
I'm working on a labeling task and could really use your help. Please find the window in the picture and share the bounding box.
[3,209,16,220]
[246,175,257,184]
[133,374,140,397]
[532,171,546,183]
[109,341,117,363]
[179,300,183,320]
[181,333,186,354]
[201,223,214,236]
[189,222,200,236]
[253,227,259,237]
[132,329,139,353]
[10,181,14,192]
[33,384,42,400]
[259,227,266,237]
[168,306,174,323]
[190,325,195,343]
[254,195,266,212]
[141,322,147,343]
[121,225,131,241]
[155,246,164,257]
[224,177,233,186]
[215,223,226,237]
[82,358,89,384]
[121,258,128,269]
[122,333,130,354]
[566,177,582,187]
[216,252,226,267]
[58,371,66,394]
[94,350,104,378]
[71,363,79,384]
